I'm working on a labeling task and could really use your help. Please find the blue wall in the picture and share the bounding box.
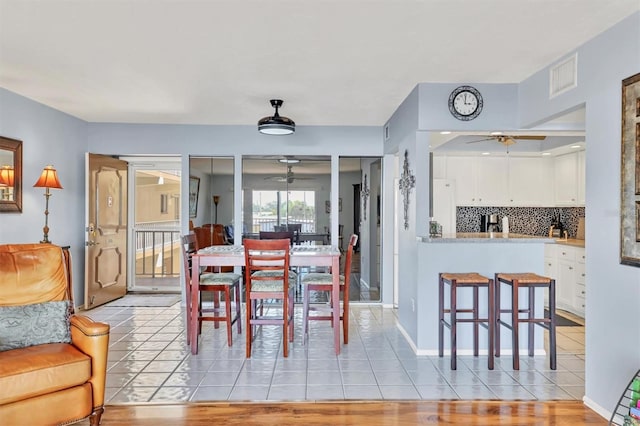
[0,88,88,302]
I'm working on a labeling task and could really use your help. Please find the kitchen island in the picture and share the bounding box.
[403,233,555,357]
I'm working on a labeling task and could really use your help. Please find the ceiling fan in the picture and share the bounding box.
[466,135,546,146]
[265,165,315,184]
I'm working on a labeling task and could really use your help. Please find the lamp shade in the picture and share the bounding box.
[0,166,13,186]
[33,165,63,189]
[258,99,295,135]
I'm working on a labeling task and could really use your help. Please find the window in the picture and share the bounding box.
[252,190,316,232]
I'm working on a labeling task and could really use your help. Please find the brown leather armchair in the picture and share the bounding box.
[0,244,110,426]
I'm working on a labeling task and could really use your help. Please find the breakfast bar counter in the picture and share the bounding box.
[404,233,553,357]
[419,232,556,244]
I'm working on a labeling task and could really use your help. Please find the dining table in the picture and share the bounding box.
[190,244,342,356]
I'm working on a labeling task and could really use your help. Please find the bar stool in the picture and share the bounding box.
[438,272,494,370]
[494,273,557,370]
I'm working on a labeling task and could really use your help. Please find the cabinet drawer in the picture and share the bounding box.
[558,246,576,261]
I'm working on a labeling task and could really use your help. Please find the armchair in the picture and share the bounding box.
[0,244,110,426]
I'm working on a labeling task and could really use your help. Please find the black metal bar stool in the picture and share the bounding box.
[438,272,494,370]
[494,272,557,370]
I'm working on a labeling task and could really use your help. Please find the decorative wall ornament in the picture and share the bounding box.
[398,149,416,230]
[361,174,370,221]
[620,72,640,267]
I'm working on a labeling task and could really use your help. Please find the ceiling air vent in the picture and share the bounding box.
[549,53,578,98]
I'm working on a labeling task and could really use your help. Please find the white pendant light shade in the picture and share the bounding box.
[258,99,295,135]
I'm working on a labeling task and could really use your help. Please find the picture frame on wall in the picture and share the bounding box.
[189,176,200,218]
[325,198,342,214]
[620,72,640,266]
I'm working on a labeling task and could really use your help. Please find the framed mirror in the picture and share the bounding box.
[0,136,22,213]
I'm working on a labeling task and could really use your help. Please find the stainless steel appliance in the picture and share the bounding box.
[480,214,500,233]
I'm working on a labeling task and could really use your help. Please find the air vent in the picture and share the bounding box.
[384,123,390,141]
[549,53,578,98]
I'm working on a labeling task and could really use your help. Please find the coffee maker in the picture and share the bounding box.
[480,214,500,233]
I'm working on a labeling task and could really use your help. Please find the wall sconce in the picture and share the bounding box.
[33,165,63,243]
[213,195,220,224]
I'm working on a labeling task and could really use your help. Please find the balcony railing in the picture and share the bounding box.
[251,217,315,233]
[134,221,181,278]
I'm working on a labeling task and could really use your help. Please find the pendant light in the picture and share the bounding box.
[258,99,295,135]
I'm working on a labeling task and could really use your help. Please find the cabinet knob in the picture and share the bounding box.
[569,266,573,270]
[581,290,585,295]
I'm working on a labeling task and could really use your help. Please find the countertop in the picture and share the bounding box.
[554,238,585,248]
[418,232,556,244]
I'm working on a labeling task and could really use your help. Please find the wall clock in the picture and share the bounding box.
[448,85,483,121]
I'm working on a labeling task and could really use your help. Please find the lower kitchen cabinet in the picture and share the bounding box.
[545,243,585,317]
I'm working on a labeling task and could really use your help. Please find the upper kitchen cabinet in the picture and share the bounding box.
[445,156,509,206]
[475,157,508,205]
[577,150,585,206]
[554,151,585,206]
[507,157,554,206]
[443,155,552,207]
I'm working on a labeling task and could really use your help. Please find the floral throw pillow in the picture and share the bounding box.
[0,301,71,351]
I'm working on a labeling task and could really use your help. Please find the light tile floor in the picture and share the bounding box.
[85,300,585,404]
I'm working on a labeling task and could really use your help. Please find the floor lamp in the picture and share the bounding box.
[33,165,63,243]
[213,195,220,224]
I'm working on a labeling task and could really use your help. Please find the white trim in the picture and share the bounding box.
[582,396,611,422]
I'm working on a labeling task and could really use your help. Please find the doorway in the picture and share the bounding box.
[127,157,182,293]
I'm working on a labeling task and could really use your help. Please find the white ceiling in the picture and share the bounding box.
[1,1,638,127]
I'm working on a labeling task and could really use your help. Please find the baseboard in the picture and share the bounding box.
[582,396,611,422]
[395,322,547,356]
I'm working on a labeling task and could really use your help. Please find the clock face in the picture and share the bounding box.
[448,86,483,121]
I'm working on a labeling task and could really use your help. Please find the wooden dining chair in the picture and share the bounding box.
[259,230,295,246]
[243,238,296,358]
[301,234,358,344]
[181,234,242,347]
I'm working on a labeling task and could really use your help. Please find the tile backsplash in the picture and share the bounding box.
[456,206,585,238]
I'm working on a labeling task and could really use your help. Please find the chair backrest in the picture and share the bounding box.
[212,224,227,245]
[0,244,72,307]
[342,234,359,291]
[259,231,295,246]
[243,238,291,292]
[192,226,210,249]
[181,234,198,288]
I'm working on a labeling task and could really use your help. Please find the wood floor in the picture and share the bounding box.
[87,401,606,425]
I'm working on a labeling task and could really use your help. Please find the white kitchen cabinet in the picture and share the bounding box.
[508,157,554,206]
[443,153,580,208]
[574,248,586,316]
[577,150,586,206]
[432,155,447,180]
[557,259,575,312]
[544,244,558,306]
[546,243,586,317]
[446,156,477,206]
[554,152,579,206]
[475,157,508,205]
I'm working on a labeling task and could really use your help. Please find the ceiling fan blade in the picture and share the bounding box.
[511,135,546,140]
[466,137,493,144]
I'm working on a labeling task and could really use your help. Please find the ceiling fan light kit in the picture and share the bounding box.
[258,99,295,135]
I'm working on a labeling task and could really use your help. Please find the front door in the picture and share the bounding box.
[85,153,128,309]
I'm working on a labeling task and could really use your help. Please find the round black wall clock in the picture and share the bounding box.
[448,85,483,121]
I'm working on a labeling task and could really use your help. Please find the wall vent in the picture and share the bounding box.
[384,123,390,141]
[549,53,578,98]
